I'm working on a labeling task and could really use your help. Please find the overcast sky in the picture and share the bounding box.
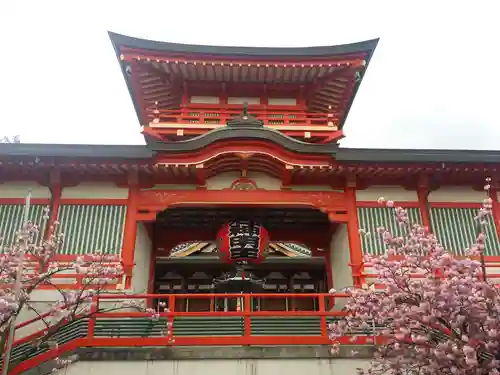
[0,1,498,149]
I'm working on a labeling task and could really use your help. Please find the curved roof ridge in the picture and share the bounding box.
[145,126,339,154]
[108,31,379,58]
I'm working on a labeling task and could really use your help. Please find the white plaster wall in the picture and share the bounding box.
[190,96,220,104]
[98,222,152,312]
[485,261,500,285]
[428,186,485,203]
[330,224,352,310]
[148,184,197,190]
[248,172,282,190]
[206,171,282,190]
[268,98,297,106]
[56,359,369,375]
[290,185,336,191]
[61,183,128,199]
[356,186,417,202]
[227,97,260,104]
[131,223,152,294]
[13,224,152,339]
[0,182,50,198]
[206,171,241,190]
[14,290,62,339]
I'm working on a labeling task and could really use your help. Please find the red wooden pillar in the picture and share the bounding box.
[220,82,228,124]
[181,82,189,123]
[122,172,139,279]
[345,180,364,287]
[417,175,432,231]
[45,168,61,239]
[491,185,500,241]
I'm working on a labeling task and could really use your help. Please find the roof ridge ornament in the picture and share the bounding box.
[226,102,264,128]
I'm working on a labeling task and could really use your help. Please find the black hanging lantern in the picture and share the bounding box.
[216,220,269,266]
[214,220,269,292]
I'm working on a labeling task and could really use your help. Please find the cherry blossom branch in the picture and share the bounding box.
[330,181,500,374]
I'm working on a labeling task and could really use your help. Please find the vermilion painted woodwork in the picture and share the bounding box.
[429,202,481,208]
[120,46,368,66]
[491,188,500,241]
[46,184,61,238]
[0,198,129,206]
[0,198,51,205]
[9,292,373,375]
[344,186,364,287]
[153,140,333,167]
[1,163,497,188]
[10,334,377,375]
[356,201,420,208]
[59,198,129,205]
[417,188,431,231]
[136,189,348,223]
[122,186,139,275]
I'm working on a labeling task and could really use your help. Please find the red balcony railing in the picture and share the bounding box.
[145,105,342,142]
[6,293,378,374]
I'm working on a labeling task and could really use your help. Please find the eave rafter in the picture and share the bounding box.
[120,46,368,68]
[122,47,370,121]
[139,60,179,88]
[305,65,362,99]
[153,140,332,169]
[204,156,285,179]
[2,154,498,187]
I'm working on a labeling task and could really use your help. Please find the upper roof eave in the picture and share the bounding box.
[108,31,379,59]
[108,32,380,129]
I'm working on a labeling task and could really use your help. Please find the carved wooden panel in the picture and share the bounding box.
[138,189,347,223]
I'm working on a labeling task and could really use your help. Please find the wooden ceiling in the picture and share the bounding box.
[155,207,331,231]
[132,58,366,114]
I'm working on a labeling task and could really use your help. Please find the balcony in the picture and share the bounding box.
[7,293,379,374]
[145,105,343,143]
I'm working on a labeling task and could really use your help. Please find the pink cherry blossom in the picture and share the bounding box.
[0,209,162,371]
[330,185,500,374]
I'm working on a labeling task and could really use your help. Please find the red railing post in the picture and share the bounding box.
[7,292,359,373]
[87,296,98,339]
[243,294,251,341]
[0,328,11,375]
[219,109,228,125]
[168,295,176,343]
[318,295,327,338]
[149,105,340,142]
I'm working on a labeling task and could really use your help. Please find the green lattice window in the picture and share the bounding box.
[430,207,500,256]
[56,205,127,255]
[0,204,48,248]
[357,207,423,255]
